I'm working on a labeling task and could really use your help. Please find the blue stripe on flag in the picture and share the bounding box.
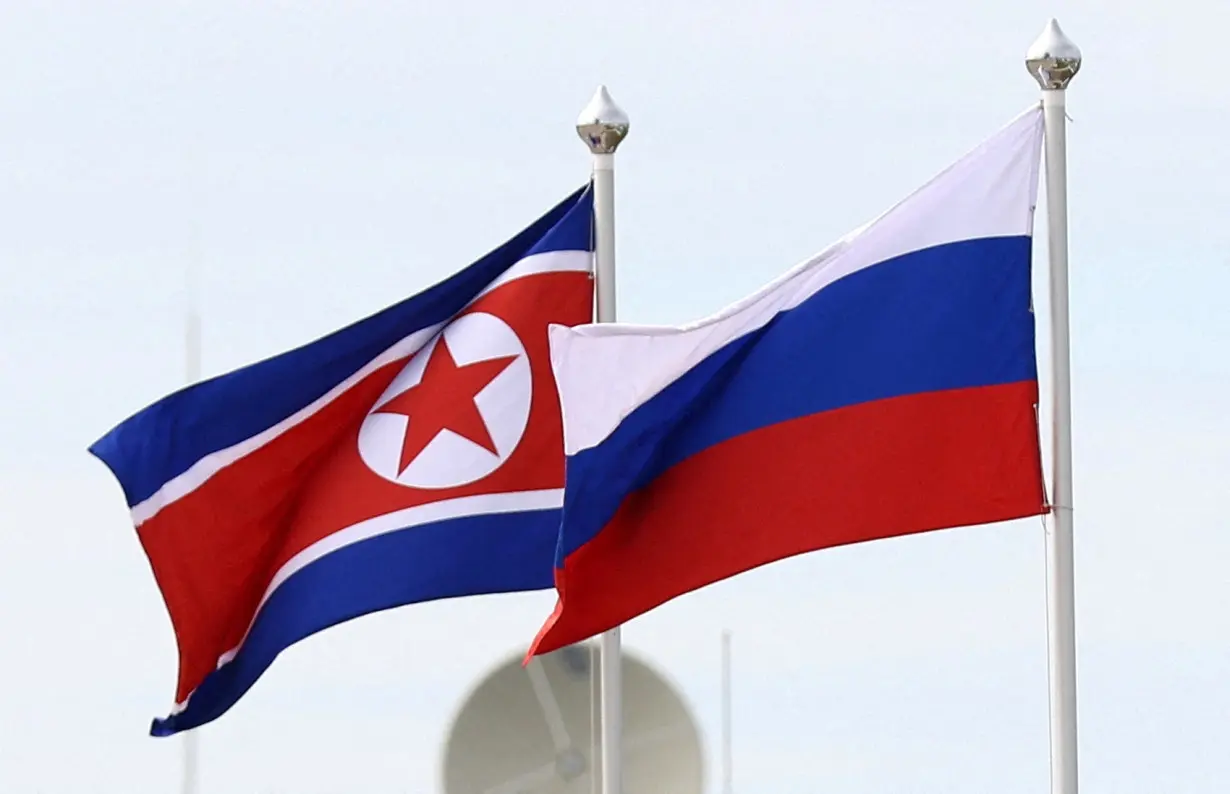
[151,507,561,736]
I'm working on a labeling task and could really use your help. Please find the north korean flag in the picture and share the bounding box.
[89,186,594,736]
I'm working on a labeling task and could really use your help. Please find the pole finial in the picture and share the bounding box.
[1026,19,1082,90]
[576,86,629,154]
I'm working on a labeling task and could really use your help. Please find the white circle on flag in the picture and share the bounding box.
[357,312,533,489]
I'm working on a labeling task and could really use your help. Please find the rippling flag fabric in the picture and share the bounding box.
[529,110,1048,656]
[90,186,594,734]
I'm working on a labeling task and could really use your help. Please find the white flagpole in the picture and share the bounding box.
[1026,19,1083,794]
[576,85,630,794]
[186,287,201,385]
[182,243,202,794]
[181,701,199,791]
[721,630,733,794]
[589,642,601,794]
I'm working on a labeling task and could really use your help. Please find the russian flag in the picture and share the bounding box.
[529,109,1049,656]
[89,186,594,735]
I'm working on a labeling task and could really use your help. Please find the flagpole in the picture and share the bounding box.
[1026,19,1082,794]
[589,642,601,794]
[721,630,733,794]
[182,244,202,794]
[576,85,630,794]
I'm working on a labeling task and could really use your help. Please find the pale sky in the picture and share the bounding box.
[1,1,1227,792]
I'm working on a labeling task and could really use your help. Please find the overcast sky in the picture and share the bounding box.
[1,1,1227,792]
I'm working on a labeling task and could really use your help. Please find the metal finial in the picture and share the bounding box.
[1026,19,1082,90]
[576,85,629,154]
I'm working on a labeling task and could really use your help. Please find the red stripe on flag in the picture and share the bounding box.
[530,380,1047,656]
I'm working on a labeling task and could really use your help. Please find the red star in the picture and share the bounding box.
[374,338,519,475]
